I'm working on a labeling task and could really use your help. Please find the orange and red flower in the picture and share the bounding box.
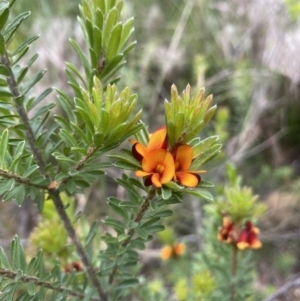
[218,218,262,250]
[131,127,168,161]
[217,217,235,243]
[160,242,185,260]
[173,144,207,188]
[135,148,175,188]
[131,127,208,188]
[237,221,262,250]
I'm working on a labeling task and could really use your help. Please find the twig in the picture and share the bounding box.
[262,277,300,301]
[0,52,47,175]
[0,268,100,301]
[0,169,47,190]
[0,50,108,301]
[50,189,107,301]
[230,245,238,301]
[108,187,156,284]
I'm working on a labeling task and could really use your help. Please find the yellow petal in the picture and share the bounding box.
[147,127,167,151]
[175,171,199,187]
[151,173,162,188]
[160,152,175,184]
[174,144,193,171]
[135,170,151,177]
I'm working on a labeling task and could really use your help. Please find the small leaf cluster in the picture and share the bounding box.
[71,0,135,88]
[54,76,142,194]
[0,129,46,207]
[0,237,91,301]
[164,84,217,147]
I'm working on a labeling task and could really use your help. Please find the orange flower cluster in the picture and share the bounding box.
[131,128,206,188]
[218,217,262,250]
[160,242,185,260]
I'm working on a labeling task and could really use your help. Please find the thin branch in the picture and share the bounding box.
[50,189,107,301]
[108,187,156,284]
[230,245,238,301]
[60,145,98,184]
[0,52,47,175]
[0,169,47,190]
[262,277,300,301]
[0,50,108,301]
[0,268,100,301]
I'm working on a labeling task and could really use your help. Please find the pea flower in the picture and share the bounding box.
[237,221,262,250]
[217,217,234,243]
[135,148,175,188]
[173,144,207,188]
[160,242,185,260]
[131,127,168,161]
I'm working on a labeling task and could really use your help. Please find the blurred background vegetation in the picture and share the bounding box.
[1,0,300,299]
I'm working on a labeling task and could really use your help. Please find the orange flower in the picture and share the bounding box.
[173,144,206,187]
[161,242,185,260]
[237,221,262,250]
[135,148,175,188]
[131,127,168,161]
[218,217,235,243]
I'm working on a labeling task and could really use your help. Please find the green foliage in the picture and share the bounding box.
[0,0,276,300]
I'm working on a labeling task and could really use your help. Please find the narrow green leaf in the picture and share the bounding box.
[0,7,9,31]
[27,87,53,111]
[93,26,102,58]
[22,165,39,178]
[135,228,148,239]
[161,187,172,200]
[119,17,134,49]
[0,178,15,195]
[11,35,39,57]
[22,69,46,95]
[144,224,165,233]
[103,8,118,48]
[27,281,35,296]
[0,246,10,269]
[85,221,98,246]
[127,220,138,229]
[0,64,9,75]
[103,217,124,234]
[0,128,8,168]
[106,22,122,62]
[118,234,130,242]
[69,38,91,79]
[66,62,87,88]
[122,40,136,55]
[107,199,128,221]
[113,278,139,289]
[60,129,79,147]
[184,188,214,201]
[0,33,5,54]
[141,217,160,228]
[31,103,55,120]
[28,53,38,67]
[4,11,30,35]
[0,87,11,97]
[0,2,9,10]
[16,66,28,84]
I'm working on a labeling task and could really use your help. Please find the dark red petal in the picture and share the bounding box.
[132,144,143,161]
[144,175,153,186]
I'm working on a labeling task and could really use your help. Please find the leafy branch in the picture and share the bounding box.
[108,187,156,284]
[0,269,100,301]
[0,9,107,301]
[0,169,47,190]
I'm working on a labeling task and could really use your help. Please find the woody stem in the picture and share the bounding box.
[230,245,238,301]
